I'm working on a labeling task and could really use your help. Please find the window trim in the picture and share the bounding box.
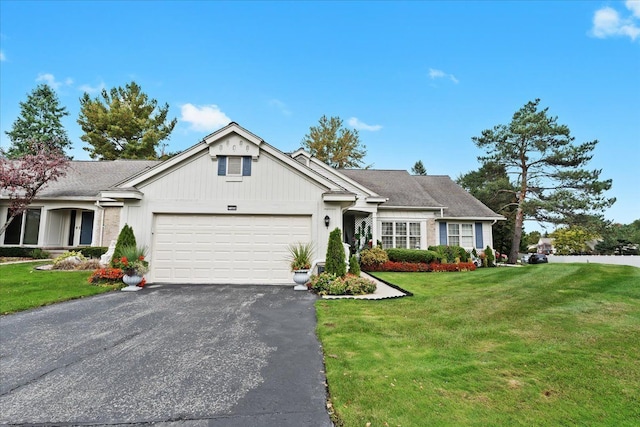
[3,207,42,246]
[446,222,475,249]
[381,220,422,249]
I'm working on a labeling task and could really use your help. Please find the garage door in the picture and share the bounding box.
[151,214,312,284]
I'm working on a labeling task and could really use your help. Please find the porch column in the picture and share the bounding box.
[371,210,378,247]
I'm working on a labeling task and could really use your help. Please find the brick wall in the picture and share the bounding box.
[101,207,122,246]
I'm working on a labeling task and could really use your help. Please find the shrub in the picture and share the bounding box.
[53,251,86,266]
[342,274,377,295]
[485,246,495,267]
[310,272,337,294]
[386,248,440,264]
[111,224,137,267]
[325,228,346,277]
[112,245,149,275]
[360,246,389,267]
[348,254,361,276]
[309,272,376,295]
[52,259,102,271]
[0,247,34,257]
[428,245,470,263]
[75,246,108,259]
[29,248,51,259]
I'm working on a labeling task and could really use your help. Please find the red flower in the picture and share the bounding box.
[138,255,145,261]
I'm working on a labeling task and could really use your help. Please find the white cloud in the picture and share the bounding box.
[268,99,292,116]
[0,50,5,61]
[79,81,106,94]
[627,0,640,18]
[180,103,231,132]
[591,3,640,41]
[428,68,459,84]
[348,117,382,131]
[35,73,73,90]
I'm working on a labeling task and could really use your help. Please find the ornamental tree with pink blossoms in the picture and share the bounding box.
[0,141,69,236]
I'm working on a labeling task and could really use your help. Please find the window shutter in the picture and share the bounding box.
[475,222,483,248]
[218,156,227,176]
[439,222,447,245]
[242,156,251,176]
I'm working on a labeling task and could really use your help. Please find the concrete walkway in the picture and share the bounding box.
[322,272,407,300]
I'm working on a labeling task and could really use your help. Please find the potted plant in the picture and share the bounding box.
[287,242,313,290]
[114,246,149,292]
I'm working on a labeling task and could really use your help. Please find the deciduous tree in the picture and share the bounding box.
[5,84,72,158]
[472,99,615,263]
[302,115,367,168]
[0,141,69,236]
[78,81,177,160]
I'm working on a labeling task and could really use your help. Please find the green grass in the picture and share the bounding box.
[316,264,640,426]
[0,262,121,314]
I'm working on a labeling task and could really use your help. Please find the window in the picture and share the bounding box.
[3,208,42,245]
[381,221,421,249]
[227,157,242,176]
[448,223,474,248]
[218,156,252,177]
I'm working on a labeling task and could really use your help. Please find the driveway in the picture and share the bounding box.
[0,284,333,426]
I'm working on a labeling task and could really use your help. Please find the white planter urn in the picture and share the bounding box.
[122,274,143,292]
[292,269,310,291]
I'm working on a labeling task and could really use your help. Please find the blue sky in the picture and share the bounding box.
[1,1,639,229]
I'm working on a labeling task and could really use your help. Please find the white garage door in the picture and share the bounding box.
[151,214,312,284]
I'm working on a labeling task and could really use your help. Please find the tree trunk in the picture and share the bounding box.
[509,206,524,264]
[0,214,17,238]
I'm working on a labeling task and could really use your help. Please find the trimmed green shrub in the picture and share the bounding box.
[360,246,389,267]
[29,248,51,259]
[348,254,361,276]
[111,224,137,267]
[386,248,441,264]
[325,228,346,277]
[75,246,108,259]
[0,247,34,257]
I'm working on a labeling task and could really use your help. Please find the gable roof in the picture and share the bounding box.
[37,160,160,198]
[339,169,444,208]
[338,169,502,219]
[412,175,503,219]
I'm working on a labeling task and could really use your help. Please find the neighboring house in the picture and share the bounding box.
[0,123,503,284]
[537,237,554,254]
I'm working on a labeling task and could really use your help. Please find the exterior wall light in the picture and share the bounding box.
[324,215,330,228]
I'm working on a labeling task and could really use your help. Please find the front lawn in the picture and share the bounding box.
[0,262,121,314]
[317,264,640,426]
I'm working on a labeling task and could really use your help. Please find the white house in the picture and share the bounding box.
[1,123,503,284]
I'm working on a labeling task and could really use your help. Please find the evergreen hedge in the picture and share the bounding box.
[386,248,441,264]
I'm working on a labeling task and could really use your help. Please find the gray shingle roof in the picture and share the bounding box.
[339,169,444,207]
[412,175,503,218]
[340,170,502,218]
[38,160,161,197]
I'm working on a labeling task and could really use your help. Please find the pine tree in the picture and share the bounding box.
[411,160,427,175]
[78,81,177,160]
[5,84,72,158]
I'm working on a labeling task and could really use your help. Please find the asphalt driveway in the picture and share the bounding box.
[0,284,333,426]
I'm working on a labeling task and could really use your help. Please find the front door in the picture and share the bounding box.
[79,211,94,245]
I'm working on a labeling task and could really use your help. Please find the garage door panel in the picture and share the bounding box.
[151,214,311,284]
